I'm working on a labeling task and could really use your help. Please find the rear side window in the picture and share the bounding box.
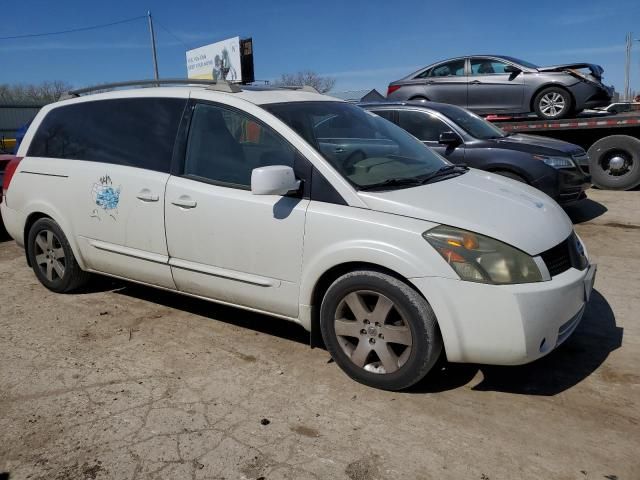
[27,98,186,173]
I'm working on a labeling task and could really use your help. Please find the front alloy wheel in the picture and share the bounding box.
[534,87,572,119]
[334,290,413,374]
[320,270,442,390]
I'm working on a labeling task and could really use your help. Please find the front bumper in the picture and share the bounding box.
[531,169,591,206]
[410,263,596,365]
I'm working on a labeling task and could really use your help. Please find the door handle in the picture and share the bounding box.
[171,196,197,209]
[136,190,159,202]
[334,147,346,153]
[470,80,482,85]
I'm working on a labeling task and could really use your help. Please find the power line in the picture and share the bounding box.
[153,19,191,50]
[0,15,147,41]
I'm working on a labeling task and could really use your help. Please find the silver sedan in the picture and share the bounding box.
[386,55,614,120]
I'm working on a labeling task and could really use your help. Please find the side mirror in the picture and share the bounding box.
[504,65,521,74]
[439,131,461,146]
[251,165,301,196]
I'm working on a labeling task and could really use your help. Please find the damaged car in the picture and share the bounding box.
[386,55,613,120]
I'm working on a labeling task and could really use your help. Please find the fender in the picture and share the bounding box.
[297,237,457,331]
[21,200,88,270]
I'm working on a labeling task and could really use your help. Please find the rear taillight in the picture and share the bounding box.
[387,85,401,96]
[2,155,22,196]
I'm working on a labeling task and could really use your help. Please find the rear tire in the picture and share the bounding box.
[533,87,572,119]
[27,218,90,293]
[587,135,640,190]
[320,270,442,390]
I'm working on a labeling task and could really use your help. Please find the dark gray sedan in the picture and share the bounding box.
[361,101,591,205]
[386,55,613,120]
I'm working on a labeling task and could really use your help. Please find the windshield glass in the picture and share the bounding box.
[264,101,448,188]
[500,56,539,69]
[436,104,508,140]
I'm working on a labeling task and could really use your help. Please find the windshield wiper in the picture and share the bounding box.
[358,177,424,191]
[419,164,469,185]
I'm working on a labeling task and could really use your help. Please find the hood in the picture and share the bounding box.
[358,169,573,256]
[537,63,603,80]
[493,133,585,156]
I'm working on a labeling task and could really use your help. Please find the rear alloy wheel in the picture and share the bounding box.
[588,135,640,190]
[320,270,442,390]
[27,218,90,293]
[534,87,572,119]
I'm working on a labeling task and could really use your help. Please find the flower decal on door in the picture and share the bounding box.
[90,175,121,221]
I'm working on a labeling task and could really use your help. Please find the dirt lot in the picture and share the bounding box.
[1,189,639,480]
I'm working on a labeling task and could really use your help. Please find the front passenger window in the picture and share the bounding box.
[398,111,450,142]
[184,103,297,188]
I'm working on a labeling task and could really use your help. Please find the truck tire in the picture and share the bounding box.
[587,135,640,190]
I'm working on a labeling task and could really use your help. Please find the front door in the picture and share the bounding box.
[466,57,525,113]
[164,102,309,318]
[395,110,466,164]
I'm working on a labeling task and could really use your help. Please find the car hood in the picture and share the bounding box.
[358,169,573,256]
[492,133,584,156]
[537,63,604,81]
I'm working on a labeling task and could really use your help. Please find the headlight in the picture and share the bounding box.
[423,225,543,284]
[534,155,575,169]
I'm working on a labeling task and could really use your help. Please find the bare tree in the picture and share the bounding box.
[272,71,336,93]
[0,81,72,104]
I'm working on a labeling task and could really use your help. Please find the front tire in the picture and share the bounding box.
[27,218,90,293]
[533,87,572,119]
[320,270,442,390]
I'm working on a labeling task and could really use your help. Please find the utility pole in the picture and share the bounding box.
[624,32,632,101]
[147,11,159,82]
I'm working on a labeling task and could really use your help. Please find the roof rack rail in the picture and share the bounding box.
[277,85,320,94]
[60,78,242,100]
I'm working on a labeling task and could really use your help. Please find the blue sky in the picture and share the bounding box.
[1,0,639,94]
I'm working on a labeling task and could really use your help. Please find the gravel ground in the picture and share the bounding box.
[0,189,638,480]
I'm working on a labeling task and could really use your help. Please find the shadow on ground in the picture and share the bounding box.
[86,277,621,396]
[412,289,622,395]
[565,198,608,224]
[114,281,310,346]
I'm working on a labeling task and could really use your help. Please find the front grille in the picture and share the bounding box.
[540,239,572,276]
[540,233,588,278]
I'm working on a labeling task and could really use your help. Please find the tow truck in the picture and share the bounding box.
[487,105,640,190]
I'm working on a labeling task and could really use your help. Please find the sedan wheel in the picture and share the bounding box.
[539,92,566,117]
[534,87,572,120]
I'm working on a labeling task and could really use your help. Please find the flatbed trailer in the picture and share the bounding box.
[488,112,640,190]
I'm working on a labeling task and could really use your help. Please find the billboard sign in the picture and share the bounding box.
[186,37,242,82]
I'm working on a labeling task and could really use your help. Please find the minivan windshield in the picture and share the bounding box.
[436,104,508,140]
[264,101,456,189]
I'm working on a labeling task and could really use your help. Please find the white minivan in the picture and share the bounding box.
[0,81,596,390]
